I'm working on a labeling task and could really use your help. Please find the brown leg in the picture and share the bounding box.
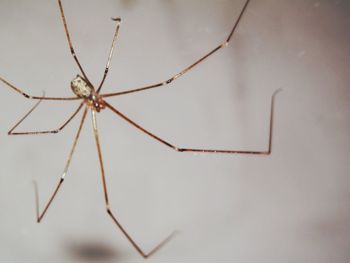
[8,99,84,135]
[35,107,88,222]
[0,76,81,100]
[91,110,176,258]
[104,89,281,155]
[57,0,90,83]
[97,18,122,93]
[101,0,251,98]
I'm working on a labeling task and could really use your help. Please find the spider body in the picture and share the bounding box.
[71,75,105,112]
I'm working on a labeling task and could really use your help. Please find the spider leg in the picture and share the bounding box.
[8,99,84,135]
[101,0,251,98]
[35,106,88,222]
[57,0,90,83]
[97,18,122,93]
[104,89,281,155]
[0,76,81,101]
[91,110,176,258]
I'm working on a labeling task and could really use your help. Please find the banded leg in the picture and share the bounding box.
[91,110,176,258]
[101,0,251,98]
[57,0,90,83]
[8,99,84,135]
[0,76,81,101]
[105,89,281,155]
[97,18,122,93]
[35,107,88,222]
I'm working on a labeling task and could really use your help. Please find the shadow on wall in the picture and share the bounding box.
[119,0,139,9]
[64,240,124,262]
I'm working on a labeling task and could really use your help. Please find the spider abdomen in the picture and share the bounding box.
[71,75,93,98]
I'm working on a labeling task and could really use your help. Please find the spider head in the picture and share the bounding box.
[71,75,93,98]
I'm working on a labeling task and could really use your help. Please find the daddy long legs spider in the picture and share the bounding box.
[1,0,281,258]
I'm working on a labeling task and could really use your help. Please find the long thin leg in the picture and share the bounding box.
[8,99,84,135]
[91,110,176,258]
[97,18,122,93]
[57,0,90,83]
[101,0,251,98]
[35,107,88,222]
[0,76,81,101]
[104,89,281,155]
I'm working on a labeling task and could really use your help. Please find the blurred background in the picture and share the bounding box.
[0,0,349,262]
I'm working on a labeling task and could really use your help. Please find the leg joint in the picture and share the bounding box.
[106,207,111,214]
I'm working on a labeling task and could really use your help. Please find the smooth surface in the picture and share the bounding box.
[0,0,349,262]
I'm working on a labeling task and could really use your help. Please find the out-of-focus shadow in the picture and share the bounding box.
[119,0,139,9]
[65,240,123,262]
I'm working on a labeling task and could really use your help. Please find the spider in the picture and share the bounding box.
[1,0,280,258]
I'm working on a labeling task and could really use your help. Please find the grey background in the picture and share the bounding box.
[0,0,349,262]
